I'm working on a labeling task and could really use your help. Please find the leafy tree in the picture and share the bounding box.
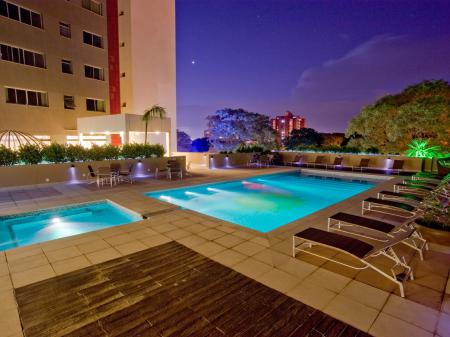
[191,137,210,152]
[18,144,42,164]
[206,108,276,151]
[177,129,192,152]
[42,143,66,163]
[346,80,450,152]
[65,144,87,162]
[283,128,323,150]
[142,105,166,144]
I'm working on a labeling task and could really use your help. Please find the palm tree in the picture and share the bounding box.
[142,105,167,144]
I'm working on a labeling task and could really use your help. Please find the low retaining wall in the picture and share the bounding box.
[175,152,254,169]
[0,156,186,188]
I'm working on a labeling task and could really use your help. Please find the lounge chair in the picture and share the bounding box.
[352,158,370,172]
[394,183,433,195]
[306,156,326,168]
[293,227,413,297]
[390,159,404,175]
[403,179,439,188]
[287,155,303,167]
[326,157,344,170]
[328,212,427,260]
[362,197,419,218]
[377,190,423,203]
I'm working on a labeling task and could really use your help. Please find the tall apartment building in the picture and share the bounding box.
[0,0,176,152]
[270,111,306,140]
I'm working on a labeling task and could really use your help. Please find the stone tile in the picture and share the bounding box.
[446,278,450,295]
[276,257,317,279]
[233,230,254,240]
[214,234,245,248]
[287,281,337,310]
[8,253,49,273]
[369,312,433,337]
[192,242,226,257]
[257,268,300,293]
[128,228,159,239]
[443,296,450,315]
[341,280,390,310]
[302,268,351,293]
[40,239,74,253]
[184,224,208,233]
[198,229,227,240]
[323,294,379,332]
[45,246,82,263]
[104,233,135,246]
[96,227,125,239]
[210,249,247,267]
[437,313,450,337]
[86,248,121,264]
[382,295,439,332]
[77,239,111,254]
[0,252,5,264]
[0,289,16,312]
[0,262,9,277]
[233,241,266,256]
[216,224,236,233]
[164,229,191,240]
[233,258,272,279]
[177,235,207,248]
[152,223,177,233]
[11,264,55,288]
[6,246,43,262]
[249,236,271,247]
[52,255,91,275]
[0,275,12,292]
[139,234,172,248]
[115,241,148,255]
[0,307,22,337]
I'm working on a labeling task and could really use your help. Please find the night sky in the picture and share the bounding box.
[176,0,450,138]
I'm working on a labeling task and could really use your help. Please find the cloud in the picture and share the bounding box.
[293,34,450,132]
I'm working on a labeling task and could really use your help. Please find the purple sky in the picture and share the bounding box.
[176,0,450,138]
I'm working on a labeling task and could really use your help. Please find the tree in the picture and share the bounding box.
[177,130,192,152]
[283,128,323,149]
[206,108,276,151]
[191,137,210,152]
[142,105,166,144]
[346,80,450,153]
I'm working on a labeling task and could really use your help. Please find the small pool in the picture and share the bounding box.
[146,172,376,232]
[0,201,141,251]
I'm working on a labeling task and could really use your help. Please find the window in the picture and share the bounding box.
[83,31,103,48]
[0,43,46,68]
[82,0,102,15]
[5,87,48,107]
[61,59,72,74]
[86,98,105,112]
[0,1,42,28]
[84,65,104,80]
[59,22,71,38]
[64,95,75,109]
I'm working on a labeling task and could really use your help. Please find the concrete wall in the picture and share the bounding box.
[175,152,255,169]
[0,156,186,188]
[0,0,109,140]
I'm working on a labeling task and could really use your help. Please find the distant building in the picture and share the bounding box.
[270,111,306,139]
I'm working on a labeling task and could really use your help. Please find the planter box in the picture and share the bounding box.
[415,222,450,247]
[0,156,186,188]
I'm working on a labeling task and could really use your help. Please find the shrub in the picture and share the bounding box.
[65,144,87,162]
[235,144,264,153]
[121,143,142,159]
[103,144,120,160]
[0,145,17,166]
[18,144,42,165]
[86,144,106,161]
[42,143,66,163]
[150,144,165,157]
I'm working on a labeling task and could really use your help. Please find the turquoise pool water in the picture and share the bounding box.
[0,201,141,251]
[146,172,376,232]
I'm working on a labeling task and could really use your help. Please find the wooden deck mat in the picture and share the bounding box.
[15,241,372,337]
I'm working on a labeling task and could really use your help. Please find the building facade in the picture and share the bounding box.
[0,0,176,152]
[270,111,306,140]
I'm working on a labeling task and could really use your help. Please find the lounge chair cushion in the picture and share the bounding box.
[364,197,415,212]
[294,228,374,259]
[330,212,395,233]
[395,184,433,191]
[379,191,423,202]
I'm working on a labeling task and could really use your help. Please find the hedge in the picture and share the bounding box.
[0,143,166,166]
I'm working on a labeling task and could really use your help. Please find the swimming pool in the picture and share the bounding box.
[146,172,376,232]
[0,201,141,251]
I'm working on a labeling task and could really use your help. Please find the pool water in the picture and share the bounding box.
[146,172,376,232]
[0,201,141,251]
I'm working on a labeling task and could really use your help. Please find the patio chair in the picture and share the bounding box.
[390,159,404,175]
[167,161,183,180]
[326,157,343,170]
[97,167,115,187]
[305,156,326,168]
[362,197,419,218]
[287,155,303,167]
[328,212,428,260]
[293,227,413,297]
[155,160,176,178]
[118,163,134,184]
[247,153,261,168]
[352,158,370,172]
[87,165,98,186]
[377,190,424,203]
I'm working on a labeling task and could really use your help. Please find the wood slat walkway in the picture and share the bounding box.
[15,242,372,337]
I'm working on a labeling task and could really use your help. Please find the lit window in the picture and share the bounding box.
[5,87,48,107]
[0,43,46,68]
[84,65,104,80]
[61,59,72,74]
[64,95,75,109]
[59,22,71,38]
[0,1,42,28]
[86,98,105,112]
[83,31,103,48]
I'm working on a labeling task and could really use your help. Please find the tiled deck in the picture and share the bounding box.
[0,166,449,337]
